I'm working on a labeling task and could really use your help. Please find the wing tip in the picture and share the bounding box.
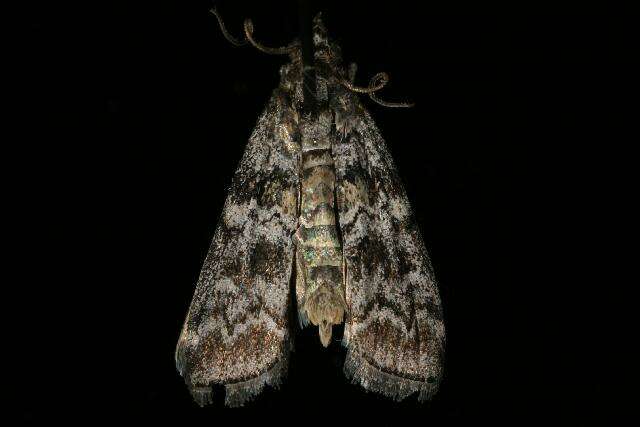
[189,385,214,407]
[224,354,289,407]
[343,346,441,402]
[177,336,293,407]
[181,356,290,407]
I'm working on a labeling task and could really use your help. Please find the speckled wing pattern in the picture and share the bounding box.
[175,90,300,407]
[332,91,445,401]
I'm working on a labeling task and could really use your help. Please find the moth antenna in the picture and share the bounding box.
[209,6,247,47]
[348,62,358,84]
[243,19,299,55]
[340,71,389,94]
[367,72,415,108]
[338,66,415,107]
[369,91,416,108]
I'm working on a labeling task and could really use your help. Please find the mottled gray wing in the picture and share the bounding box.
[333,97,445,401]
[175,89,300,407]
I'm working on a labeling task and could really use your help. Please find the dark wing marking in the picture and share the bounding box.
[176,90,300,407]
[333,92,445,401]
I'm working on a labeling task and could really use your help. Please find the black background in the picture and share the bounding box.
[21,0,615,422]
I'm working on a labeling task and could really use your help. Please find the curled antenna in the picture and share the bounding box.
[322,49,414,108]
[369,92,415,108]
[340,72,389,94]
[243,19,299,55]
[210,7,246,47]
[209,5,297,55]
[367,73,415,108]
[210,4,413,107]
[341,69,415,108]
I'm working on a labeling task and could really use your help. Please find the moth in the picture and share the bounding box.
[175,11,445,407]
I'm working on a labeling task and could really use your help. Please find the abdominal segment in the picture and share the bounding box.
[294,130,346,347]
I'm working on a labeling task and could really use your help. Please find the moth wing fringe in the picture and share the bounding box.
[188,385,215,407]
[180,339,292,407]
[344,346,440,402]
[224,341,291,407]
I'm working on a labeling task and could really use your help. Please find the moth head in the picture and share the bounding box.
[311,14,345,75]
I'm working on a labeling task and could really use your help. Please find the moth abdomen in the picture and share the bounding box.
[294,112,347,347]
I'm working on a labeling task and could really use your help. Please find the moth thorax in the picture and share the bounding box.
[299,109,333,150]
[303,283,346,347]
